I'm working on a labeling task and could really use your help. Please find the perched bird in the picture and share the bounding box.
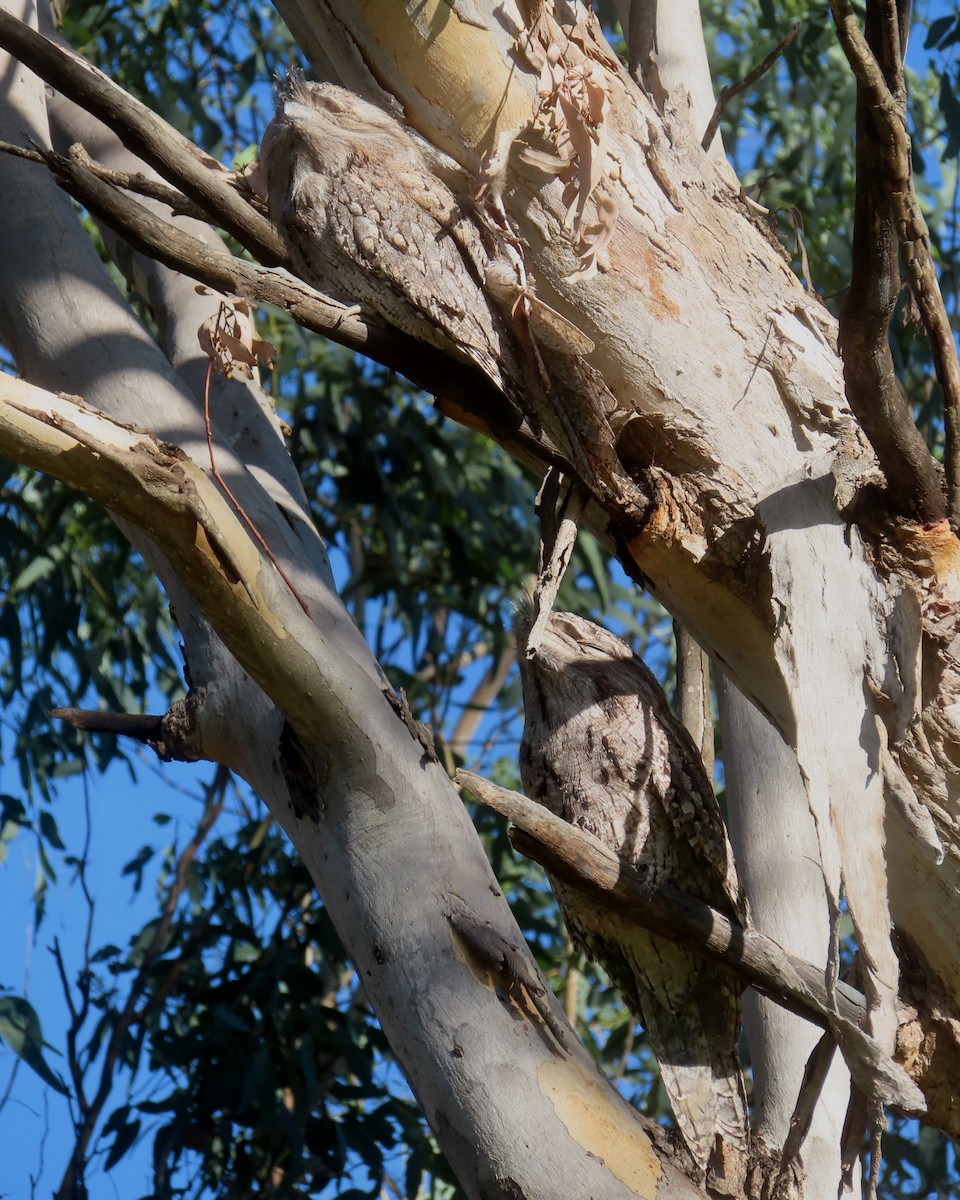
[258,78,637,502]
[259,77,522,399]
[518,610,749,1187]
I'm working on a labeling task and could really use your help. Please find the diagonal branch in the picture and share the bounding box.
[0,137,532,453]
[830,0,959,526]
[701,22,799,152]
[0,8,537,461]
[455,768,926,1114]
[0,7,284,263]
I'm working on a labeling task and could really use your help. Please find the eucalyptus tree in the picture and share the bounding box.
[0,2,958,1199]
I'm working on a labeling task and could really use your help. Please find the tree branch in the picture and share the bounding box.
[50,699,212,763]
[51,706,164,740]
[456,768,926,1113]
[457,768,864,1029]
[830,0,959,526]
[0,137,546,473]
[0,8,284,264]
[701,23,799,152]
[59,140,214,221]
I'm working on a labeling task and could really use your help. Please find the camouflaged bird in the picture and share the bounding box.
[258,78,637,504]
[259,77,525,399]
[518,610,749,1188]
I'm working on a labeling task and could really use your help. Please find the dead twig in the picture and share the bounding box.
[64,141,212,221]
[702,23,800,151]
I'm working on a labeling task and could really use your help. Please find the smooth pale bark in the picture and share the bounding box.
[719,678,859,1197]
[615,0,731,166]
[642,8,858,1179]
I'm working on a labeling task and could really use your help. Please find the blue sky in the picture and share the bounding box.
[0,744,222,1198]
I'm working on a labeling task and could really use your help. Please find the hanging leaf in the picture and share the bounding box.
[0,994,68,1095]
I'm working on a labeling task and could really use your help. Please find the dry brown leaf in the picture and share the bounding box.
[565,193,617,283]
[197,292,276,379]
[532,28,617,277]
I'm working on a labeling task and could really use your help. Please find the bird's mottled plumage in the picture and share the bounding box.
[260,79,521,396]
[259,79,644,504]
[518,611,748,1187]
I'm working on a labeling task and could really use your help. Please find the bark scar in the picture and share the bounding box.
[445,895,569,1049]
[384,686,440,765]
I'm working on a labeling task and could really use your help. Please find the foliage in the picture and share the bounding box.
[700,0,959,456]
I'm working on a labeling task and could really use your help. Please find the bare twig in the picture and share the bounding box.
[51,706,164,741]
[832,0,944,524]
[702,23,800,151]
[65,141,212,221]
[866,1107,885,1200]
[28,1091,49,1200]
[456,768,864,1031]
[51,696,207,763]
[0,8,284,263]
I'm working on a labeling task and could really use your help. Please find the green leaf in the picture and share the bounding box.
[0,995,68,1095]
[103,1105,142,1170]
[38,808,65,850]
[122,844,154,893]
[925,15,958,50]
[232,142,259,168]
